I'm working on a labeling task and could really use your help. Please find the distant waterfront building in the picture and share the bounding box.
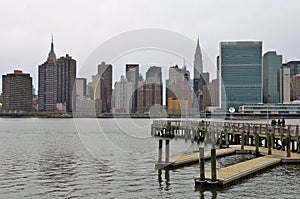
[219,41,263,110]
[284,61,300,77]
[193,36,203,81]
[97,61,113,113]
[114,75,133,113]
[57,54,76,112]
[202,79,219,108]
[126,64,139,113]
[279,67,291,103]
[167,65,192,113]
[87,75,96,99]
[75,78,87,98]
[193,37,204,111]
[38,36,58,112]
[145,66,162,105]
[137,76,162,113]
[291,74,300,100]
[146,66,162,82]
[2,70,32,112]
[263,51,282,103]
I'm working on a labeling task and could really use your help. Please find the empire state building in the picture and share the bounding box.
[38,35,58,111]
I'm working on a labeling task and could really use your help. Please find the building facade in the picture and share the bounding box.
[126,64,139,113]
[284,61,300,77]
[263,51,282,103]
[75,78,87,98]
[57,54,76,112]
[137,77,162,113]
[279,67,291,103]
[38,37,58,112]
[291,74,300,100]
[219,41,263,111]
[2,70,32,112]
[97,61,112,113]
[114,75,133,113]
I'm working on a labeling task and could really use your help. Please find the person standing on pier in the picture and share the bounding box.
[281,118,285,127]
[271,119,276,126]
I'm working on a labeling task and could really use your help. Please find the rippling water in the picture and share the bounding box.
[0,118,299,198]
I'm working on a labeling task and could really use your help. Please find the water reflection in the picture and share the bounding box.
[157,169,170,191]
[195,185,220,199]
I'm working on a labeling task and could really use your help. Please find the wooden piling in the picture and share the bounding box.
[165,139,170,163]
[297,136,300,154]
[158,139,163,163]
[211,148,217,182]
[241,131,245,150]
[255,132,259,156]
[225,131,229,148]
[199,147,205,181]
[267,133,272,155]
[287,133,291,157]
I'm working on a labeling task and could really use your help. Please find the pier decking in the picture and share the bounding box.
[152,120,300,187]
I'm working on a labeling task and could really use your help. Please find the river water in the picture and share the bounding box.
[0,118,299,198]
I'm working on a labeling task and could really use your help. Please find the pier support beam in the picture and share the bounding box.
[255,133,259,157]
[165,139,170,163]
[199,147,205,181]
[241,131,245,150]
[297,136,300,154]
[158,139,162,163]
[211,148,217,182]
[287,135,291,157]
[267,133,272,155]
[225,131,229,148]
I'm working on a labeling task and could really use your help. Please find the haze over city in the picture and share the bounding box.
[1,0,300,91]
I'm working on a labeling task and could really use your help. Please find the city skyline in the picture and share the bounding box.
[1,1,300,91]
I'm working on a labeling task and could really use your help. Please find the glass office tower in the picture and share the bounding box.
[219,41,263,111]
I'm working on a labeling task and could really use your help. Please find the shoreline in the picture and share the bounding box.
[1,112,300,119]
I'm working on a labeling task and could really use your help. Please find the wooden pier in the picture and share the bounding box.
[152,120,300,187]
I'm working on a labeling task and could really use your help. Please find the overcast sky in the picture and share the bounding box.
[1,0,299,92]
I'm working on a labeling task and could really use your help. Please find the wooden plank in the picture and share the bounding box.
[170,147,239,167]
[203,156,281,185]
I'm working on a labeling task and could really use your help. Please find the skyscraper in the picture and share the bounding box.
[279,67,291,103]
[57,54,76,112]
[219,41,263,110]
[137,68,162,113]
[2,70,32,112]
[193,37,204,111]
[38,36,58,112]
[97,61,112,113]
[263,51,282,103]
[284,61,300,77]
[291,74,300,100]
[194,36,203,80]
[114,75,133,113]
[146,66,163,105]
[75,78,87,98]
[126,64,139,113]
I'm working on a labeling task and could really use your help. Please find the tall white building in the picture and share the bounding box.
[75,78,87,98]
[279,67,291,103]
[114,75,133,113]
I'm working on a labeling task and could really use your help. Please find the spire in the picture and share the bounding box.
[194,34,203,79]
[47,33,56,63]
